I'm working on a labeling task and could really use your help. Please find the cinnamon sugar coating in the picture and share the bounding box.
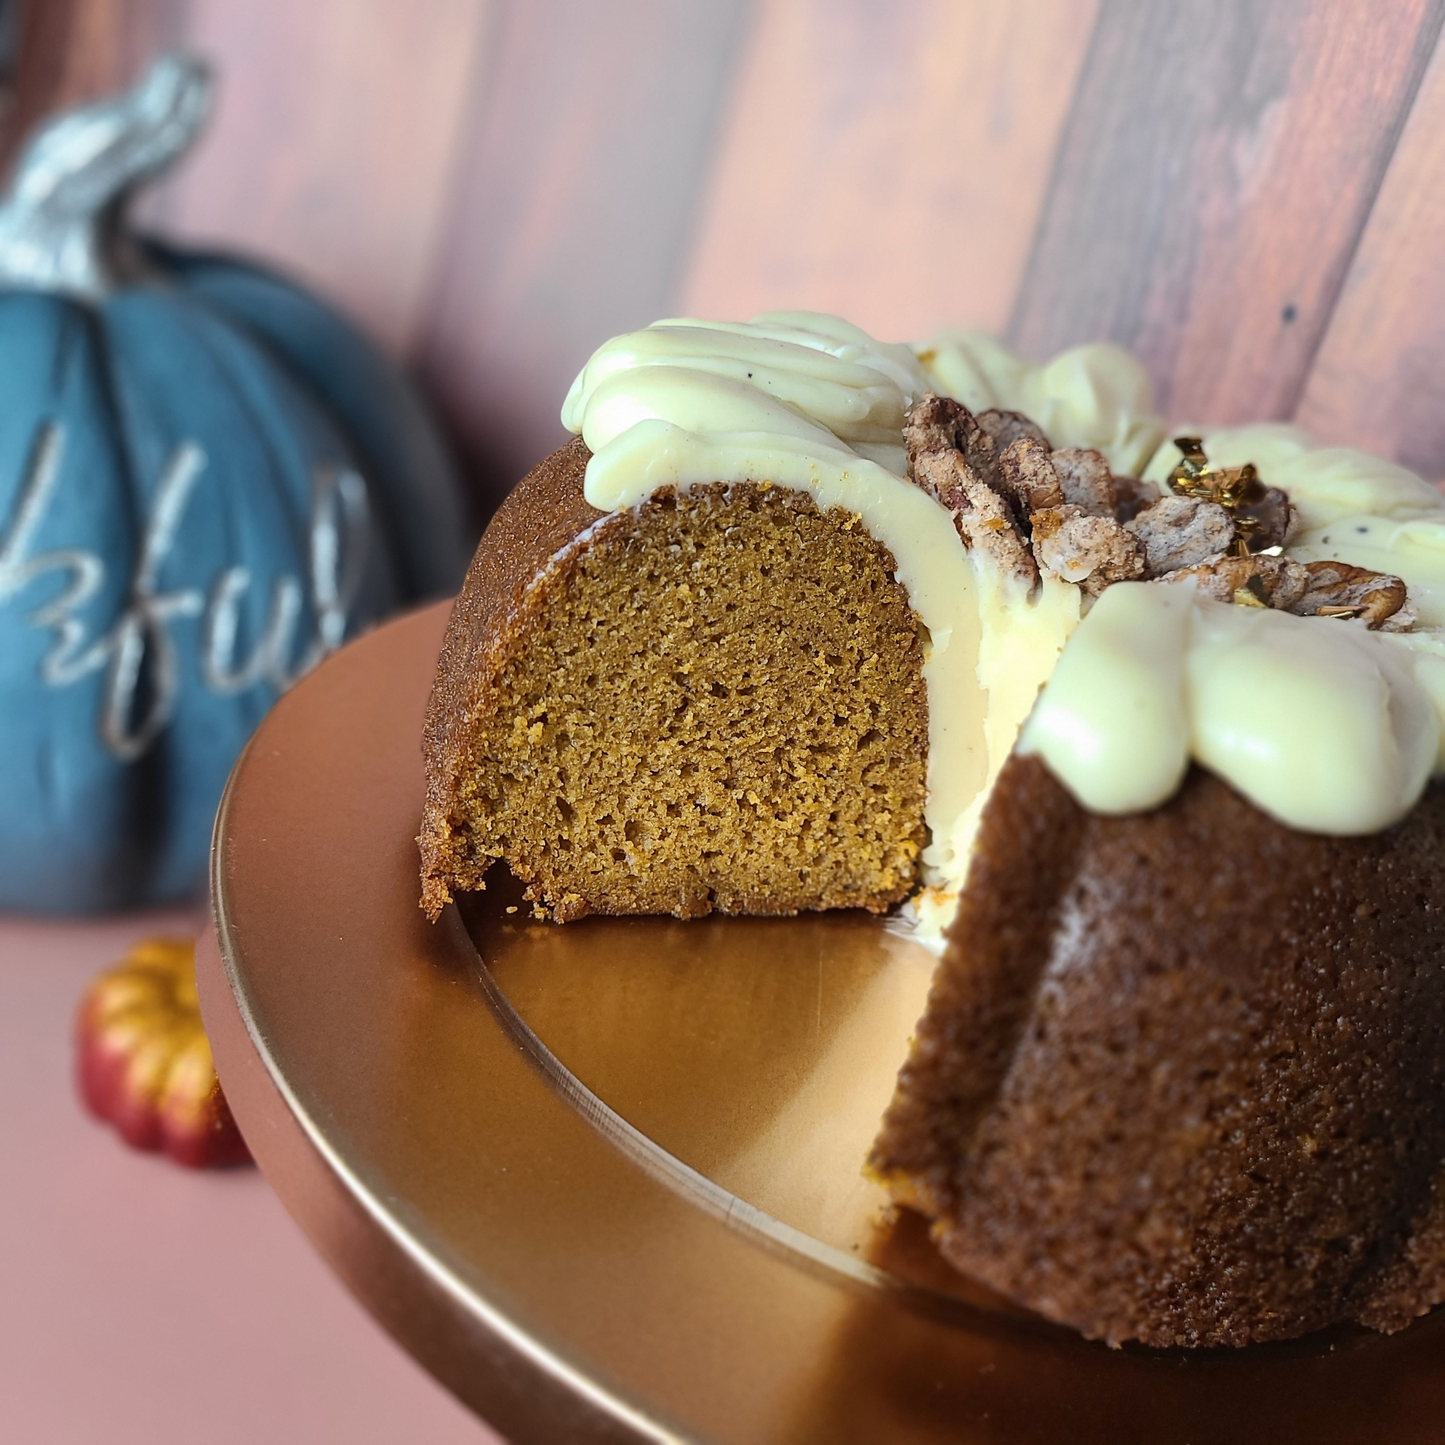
[976,408,1047,460]
[904,396,1039,588]
[1160,554,1415,630]
[1237,482,1295,551]
[1162,552,1311,609]
[994,436,1065,517]
[1296,559,1416,631]
[1030,504,1145,596]
[1126,493,1236,573]
[1112,470,1164,522]
[1050,446,1117,515]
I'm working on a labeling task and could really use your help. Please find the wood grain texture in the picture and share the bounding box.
[1009,0,1445,426]
[145,0,485,355]
[681,0,1099,342]
[12,0,1445,491]
[415,0,752,497]
[1295,31,1445,479]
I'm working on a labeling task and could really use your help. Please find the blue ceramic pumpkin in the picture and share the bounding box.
[0,56,472,912]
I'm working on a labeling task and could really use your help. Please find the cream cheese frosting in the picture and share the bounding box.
[1020,582,1440,835]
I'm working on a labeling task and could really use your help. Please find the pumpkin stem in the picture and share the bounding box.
[0,53,212,300]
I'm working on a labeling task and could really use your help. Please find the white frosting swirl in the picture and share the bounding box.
[915,330,1165,476]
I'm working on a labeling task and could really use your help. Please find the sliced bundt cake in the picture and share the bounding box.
[420,439,930,922]
[420,313,1155,924]
[421,307,1445,1347]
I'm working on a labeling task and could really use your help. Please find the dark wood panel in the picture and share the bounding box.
[1009,0,1445,426]
[415,0,753,503]
[0,1,20,105]
[1297,31,1445,479]
[682,0,1099,342]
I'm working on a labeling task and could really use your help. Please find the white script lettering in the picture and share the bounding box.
[0,422,371,761]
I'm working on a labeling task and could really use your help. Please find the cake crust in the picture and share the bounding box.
[871,753,1445,1348]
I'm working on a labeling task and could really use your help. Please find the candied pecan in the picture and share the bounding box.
[1295,560,1413,631]
[1161,553,1310,610]
[944,455,1039,587]
[996,436,1064,518]
[906,393,998,486]
[905,396,1038,588]
[977,408,1048,459]
[1112,473,1163,524]
[1235,485,1295,551]
[1127,495,1235,576]
[1031,504,1144,597]
[1051,447,1116,517]
[905,392,974,458]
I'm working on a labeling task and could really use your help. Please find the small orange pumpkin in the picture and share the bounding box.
[76,937,250,1168]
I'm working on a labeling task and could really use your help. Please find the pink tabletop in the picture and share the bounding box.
[0,910,499,1445]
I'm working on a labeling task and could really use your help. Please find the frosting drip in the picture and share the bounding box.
[1021,583,1440,834]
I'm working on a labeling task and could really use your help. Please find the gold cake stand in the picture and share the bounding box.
[199,602,1445,1444]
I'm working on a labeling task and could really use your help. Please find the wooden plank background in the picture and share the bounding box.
[2,0,1443,513]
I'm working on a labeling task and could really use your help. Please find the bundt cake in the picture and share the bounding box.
[420,314,1145,925]
[419,308,1445,1346]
